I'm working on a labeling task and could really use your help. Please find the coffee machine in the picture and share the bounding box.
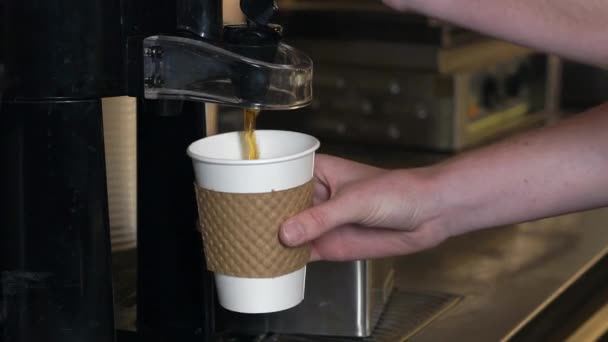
[0,1,312,341]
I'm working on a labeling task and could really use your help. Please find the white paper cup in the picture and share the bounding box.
[187,130,320,314]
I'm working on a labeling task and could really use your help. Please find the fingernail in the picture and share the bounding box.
[281,220,304,246]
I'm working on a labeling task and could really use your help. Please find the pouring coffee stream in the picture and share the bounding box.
[243,108,260,160]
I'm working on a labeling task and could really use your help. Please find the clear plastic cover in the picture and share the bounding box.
[143,35,313,110]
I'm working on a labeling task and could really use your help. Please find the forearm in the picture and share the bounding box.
[387,0,608,66]
[429,103,608,236]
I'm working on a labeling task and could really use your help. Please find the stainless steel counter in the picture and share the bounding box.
[394,209,608,341]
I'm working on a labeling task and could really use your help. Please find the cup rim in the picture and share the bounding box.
[187,130,320,165]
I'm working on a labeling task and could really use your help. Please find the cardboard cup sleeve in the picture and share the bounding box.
[195,180,313,278]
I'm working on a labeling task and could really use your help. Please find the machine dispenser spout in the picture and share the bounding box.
[143,0,313,110]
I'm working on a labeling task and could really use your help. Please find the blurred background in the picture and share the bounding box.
[215,0,606,163]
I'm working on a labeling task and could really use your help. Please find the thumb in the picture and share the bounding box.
[280,192,365,247]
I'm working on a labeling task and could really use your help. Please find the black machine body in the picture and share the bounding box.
[0,1,288,341]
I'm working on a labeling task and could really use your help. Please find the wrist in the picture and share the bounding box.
[392,167,453,241]
[413,164,461,240]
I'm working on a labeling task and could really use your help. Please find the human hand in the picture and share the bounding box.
[279,154,450,261]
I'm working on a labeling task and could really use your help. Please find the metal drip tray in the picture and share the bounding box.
[219,290,461,342]
[361,290,461,342]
